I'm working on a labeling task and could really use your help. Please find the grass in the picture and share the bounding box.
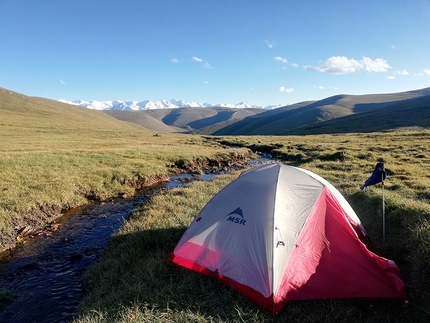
[0,134,252,252]
[0,90,253,252]
[0,288,16,307]
[2,89,430,321]
[73,130,430,322]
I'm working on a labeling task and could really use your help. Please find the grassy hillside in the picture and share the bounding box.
[103,110,179,133]
[211,100,323,135]
[103,106,267,134]
[286,95,430,134]
[0,88,146,135]
[101,88,430,136]
[0,88,253,252]
[212,88,430,135]
[101,88,430,135]
[142,107,266,132]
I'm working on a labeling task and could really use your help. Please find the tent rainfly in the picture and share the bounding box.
[171,164,406,316]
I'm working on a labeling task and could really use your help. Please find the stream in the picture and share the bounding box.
[0,155,274,323]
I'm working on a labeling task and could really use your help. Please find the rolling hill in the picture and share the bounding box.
[103,107,267,134]
[208,88,430,135]
[284,94,430,135]
[116,87,429,135]
[0,87,149,135]
[104,110,179,133]
[2,86,430,136]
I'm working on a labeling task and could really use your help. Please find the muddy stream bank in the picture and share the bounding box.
[0,156,274,323]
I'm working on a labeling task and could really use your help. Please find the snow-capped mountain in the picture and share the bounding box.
[58,99,283,110]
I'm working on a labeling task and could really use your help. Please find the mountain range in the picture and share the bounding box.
[98,87,430,135]
[59,98,284,111]
[2,86,430,136]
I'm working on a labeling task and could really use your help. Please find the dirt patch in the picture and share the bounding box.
[121,173,170,190]
[174,155,251,174]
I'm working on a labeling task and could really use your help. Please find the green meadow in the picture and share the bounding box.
[1,90,430,322]
[0,90,252,251]
[73,131,430,322]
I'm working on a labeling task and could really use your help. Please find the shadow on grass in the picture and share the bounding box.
[79,222,428,323]
[347,190,430,322]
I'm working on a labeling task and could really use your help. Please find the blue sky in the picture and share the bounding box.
[1,0,429,106]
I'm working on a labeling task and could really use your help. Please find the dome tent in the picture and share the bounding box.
[171,164,405,316]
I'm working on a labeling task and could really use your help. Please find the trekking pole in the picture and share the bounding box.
[382,172,385,241]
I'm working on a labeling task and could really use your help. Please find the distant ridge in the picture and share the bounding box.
[59,98,284,111]
[101,87,428,135]
[284,94,430,135]
[3,86,430,136]
[206,87,430,135]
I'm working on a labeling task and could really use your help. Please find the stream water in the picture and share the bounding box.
[0,156,274,323]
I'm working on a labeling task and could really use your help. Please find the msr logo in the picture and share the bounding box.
[224,207,246,225]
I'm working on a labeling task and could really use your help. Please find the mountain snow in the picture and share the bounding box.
[58,98,283,110]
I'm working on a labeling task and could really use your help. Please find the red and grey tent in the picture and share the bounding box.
[171,164,406,316]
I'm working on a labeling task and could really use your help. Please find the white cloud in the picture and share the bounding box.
[414,68,430,76]
[304,56,362,74]
[305,56,391,74]
[279,86,294,93]
[265,40,275,48]
[172,58,179,63]
[387,76,396,80]
[291,63,299,68]
[395,70,408,75]
[317,85,325,89]
[60,80,66,84]
[274,56,287,63]
[361,57,391,72]
[192,56,212,69]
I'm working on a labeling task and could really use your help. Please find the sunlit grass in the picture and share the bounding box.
[5,89,429,321]
[74,130,430,322]
[0,113,252,251]
[3,90,430,321]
